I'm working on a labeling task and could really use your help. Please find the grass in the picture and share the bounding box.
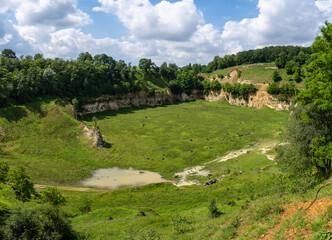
[209,62,306,88]
[0,99,288,184]
[2,97,330,239]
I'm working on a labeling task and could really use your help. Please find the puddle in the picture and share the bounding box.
[80,167,168,189]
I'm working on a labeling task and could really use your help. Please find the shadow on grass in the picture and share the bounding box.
[0,97,54,122]
[81,101,184,121]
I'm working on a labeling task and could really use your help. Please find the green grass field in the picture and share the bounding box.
[0,99,288,184]
[1,99,330,239]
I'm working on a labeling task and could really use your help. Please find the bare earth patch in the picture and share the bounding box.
[254,197,332,240]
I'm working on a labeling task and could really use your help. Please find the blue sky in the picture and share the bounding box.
[0,0,331,65]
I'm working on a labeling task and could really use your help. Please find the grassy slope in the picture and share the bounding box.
[0,99,288,184]
[209,62,306,88]
[1,98,330,239]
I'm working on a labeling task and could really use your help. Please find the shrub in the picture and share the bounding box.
[208,199,222,218]
[78,196,92,214]
[2,206,77,240]
[210,80,222,92]
[169,80,183,94]
[40,187,66,207]
[267,82,280,95]
[272,70,282,82]
[0,161,9,183]
[7,166,36,202]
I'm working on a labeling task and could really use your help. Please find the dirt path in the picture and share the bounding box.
[34,184,108,192]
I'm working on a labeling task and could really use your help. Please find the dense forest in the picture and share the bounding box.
[0,45,310,108]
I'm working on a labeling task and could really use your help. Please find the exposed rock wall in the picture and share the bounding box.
[79,90,203,115]
[205,84,292,111]
[78,84,292,115]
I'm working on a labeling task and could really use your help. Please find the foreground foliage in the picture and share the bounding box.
[277,22,332,185]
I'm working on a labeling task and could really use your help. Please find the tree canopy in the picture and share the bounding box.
[276,22,332,187]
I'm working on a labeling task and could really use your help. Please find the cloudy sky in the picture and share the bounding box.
[0,0,331,66]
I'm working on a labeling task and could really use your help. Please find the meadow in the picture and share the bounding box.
[1,99,331,239]
[1,99,288,184]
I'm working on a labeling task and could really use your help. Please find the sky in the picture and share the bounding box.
[0,0,331,66]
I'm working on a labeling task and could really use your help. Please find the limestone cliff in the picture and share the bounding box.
[78,85,292,115]
[78,90,203,115]
[205,83,292,111]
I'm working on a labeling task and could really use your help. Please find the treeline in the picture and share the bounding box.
[0,50,207,107]
[207,46,311,73]
[0,45,309,108]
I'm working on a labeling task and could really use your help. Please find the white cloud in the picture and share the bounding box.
[1,0,332,66]
[93,0,203,41]
[15,0,91,27]
[221,0,325,52]
[0,34,12,45]
[316,0,332,22]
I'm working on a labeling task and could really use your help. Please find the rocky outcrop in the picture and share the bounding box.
[78,90,203,115]
[81,123,105,148]
[78,84,292,115]
[205,83,292,111]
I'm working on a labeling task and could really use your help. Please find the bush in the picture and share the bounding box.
[78,196,92,214]
[208,199,222,218]
[40,187,66,207]
[7,166,36,202]
[169,80,183,94]
[2,206,77,240]
[0,161,9,183]
[272,70,282,82]
[210,80,222,92]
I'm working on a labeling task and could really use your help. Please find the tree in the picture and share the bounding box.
[272,70,282,82]
[169,80,183,94]
[277,22,332,182]
[7,166,36,201]
[293,70,302,83]
[77,52,93,63]
[33,53,44,60]
[40,187,66,207]
[275,51,288,69]
[285,60,298,75]
[3,206,77,240]
[138,58,156,74]
[1,49,16,59]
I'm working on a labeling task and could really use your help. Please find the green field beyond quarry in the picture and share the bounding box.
[0,100,288,184]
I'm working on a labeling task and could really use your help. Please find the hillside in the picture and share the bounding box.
[204,62,306,88]
[0,99,331,239]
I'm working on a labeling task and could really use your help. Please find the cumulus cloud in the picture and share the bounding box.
[15,0,92,27]
[221,0,327,52]
[93,0,203,41]
[1,0,332,66]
